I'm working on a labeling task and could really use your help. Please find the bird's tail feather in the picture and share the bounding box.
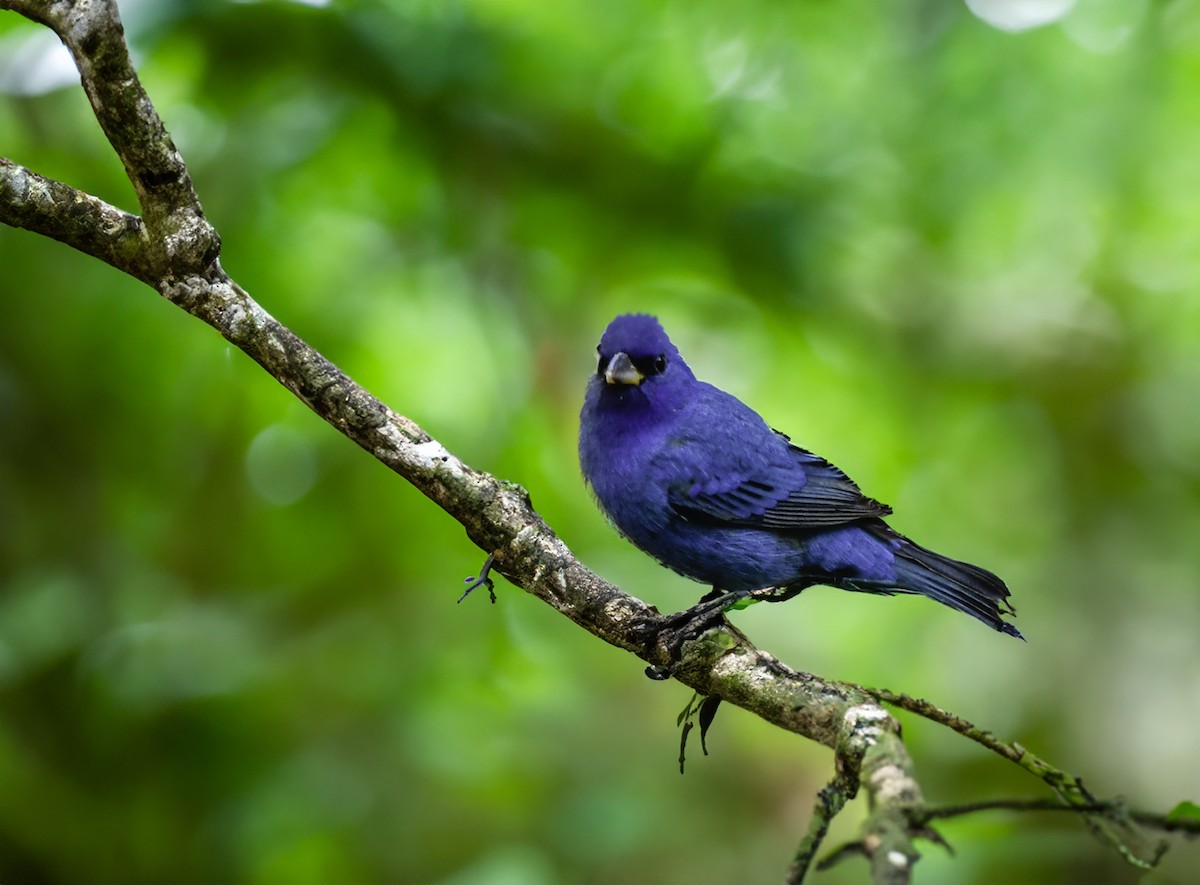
[853,528,1023,638]
[893,540,1022,638]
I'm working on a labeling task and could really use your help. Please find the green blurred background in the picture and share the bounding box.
[2,1,1199,883]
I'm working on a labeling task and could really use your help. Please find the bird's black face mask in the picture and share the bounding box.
[598,350,669,386]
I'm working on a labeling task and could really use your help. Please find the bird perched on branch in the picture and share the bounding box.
[578,313,1021,638]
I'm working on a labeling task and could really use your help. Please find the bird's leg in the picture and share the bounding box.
[697,586,730,604]
[671,587,752,630]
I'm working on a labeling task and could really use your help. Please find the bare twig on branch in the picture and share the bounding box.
[924,798,1200,836]
[0,1,1191,881]
[861,688,1183,867]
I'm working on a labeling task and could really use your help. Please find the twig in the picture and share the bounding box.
[866,688,1169,868]
[925,797,1200,836]
[787,769,859,884]
[0,159,154,279]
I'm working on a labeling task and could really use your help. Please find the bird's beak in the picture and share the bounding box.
[604,352,644,386]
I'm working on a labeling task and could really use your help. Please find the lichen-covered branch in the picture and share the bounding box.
[0,158,156,280]
[1,0,217,282]
[29,0,207,232]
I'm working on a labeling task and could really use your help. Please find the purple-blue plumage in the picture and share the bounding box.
[579,313,1021,637]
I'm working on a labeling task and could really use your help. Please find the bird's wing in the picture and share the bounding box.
[667,438,892,529]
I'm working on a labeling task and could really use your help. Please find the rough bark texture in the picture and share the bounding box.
[2,1,1190,881]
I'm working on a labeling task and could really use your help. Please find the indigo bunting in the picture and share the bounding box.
[579,314,1021,638]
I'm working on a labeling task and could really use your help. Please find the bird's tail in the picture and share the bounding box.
[862,528,1023,639]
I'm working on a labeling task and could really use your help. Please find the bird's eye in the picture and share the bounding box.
[596,352,606,376]
[631,354,668,376]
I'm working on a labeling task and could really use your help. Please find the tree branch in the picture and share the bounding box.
[1,0,216,281]
[0,1,1190,882]
[0,157,155,279]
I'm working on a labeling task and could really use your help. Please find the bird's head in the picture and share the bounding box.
[593,314,694,402]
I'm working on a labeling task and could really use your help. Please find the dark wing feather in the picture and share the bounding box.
[669,441,891,530]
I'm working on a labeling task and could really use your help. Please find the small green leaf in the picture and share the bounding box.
[1167,801,1200,823]
[697,696,722,756]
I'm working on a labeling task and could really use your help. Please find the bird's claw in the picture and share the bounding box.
[651,589,749,669]
[459,552,498,604]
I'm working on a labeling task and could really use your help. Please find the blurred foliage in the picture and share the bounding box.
[2,1,1200,883]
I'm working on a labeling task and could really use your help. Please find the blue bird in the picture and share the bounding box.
[579,313,1021,638]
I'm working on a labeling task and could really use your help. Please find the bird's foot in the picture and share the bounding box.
[644,589,750,680]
